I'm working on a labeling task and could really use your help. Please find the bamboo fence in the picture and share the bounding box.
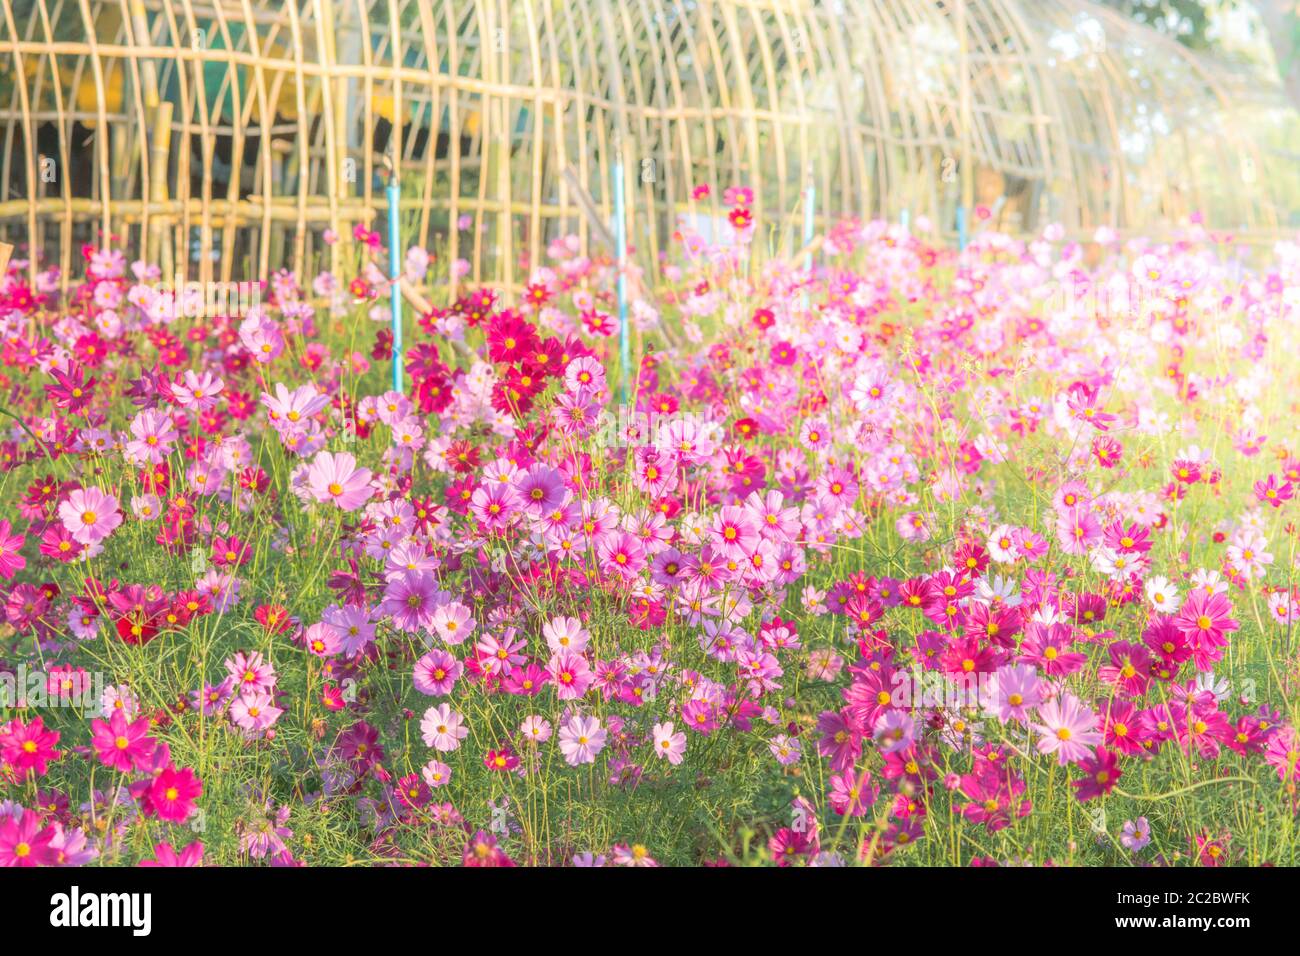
[0,0,1294,295]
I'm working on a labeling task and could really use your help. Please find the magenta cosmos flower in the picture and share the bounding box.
[0,813,56,866]
[139,840,205,867]
[58,487,122,545]
[0,520,26,581]
[90,709,157,773]
[143,767,202,823]
[307,451,374,511]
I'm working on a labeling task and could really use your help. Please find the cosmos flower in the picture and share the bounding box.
[58,487,122,545]
[651,721,687,765]
[1033,692,1103,766]
[557,714,607,766]
[307,451,374,511]
[421,703,469,752]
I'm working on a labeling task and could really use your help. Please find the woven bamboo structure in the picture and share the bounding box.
[1,0,1295,293]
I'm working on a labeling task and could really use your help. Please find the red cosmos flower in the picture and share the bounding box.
[487,313,539,364]
[769,827,814,866]
[523,282,551,308]
[1194,831,1230,867]
[114,612,160,646]
[166,591,212,628]
[255,604,294,635]
[238,466,271,494]
[752,307,775,331]
[20,474,61,519]
[370,327,393,361]
[1098,641,1152,697]
[483,746,520,772]
[72,333,109,368]
[444,439,481,473]
[211,534,252,569]
[728,206,753,230]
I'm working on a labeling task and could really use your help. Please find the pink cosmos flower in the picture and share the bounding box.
[421,703,468,752]
[1174,589,1240,670]
[261,382,330,431]
[230,691,284,732]
[239,311,284,363]
[1033,692,1103,765]
[652,721,687,765]
[984,663,1042,723]
[595,529,646,580]
[710,505,760,559]
[125,408,178,464]
[225,650,276,695]
[430,601,474,645]
[307,451,373,511]
[421,760,452,788]
[48,824,99,865]
[520,715,552,743]
[414,649,462,696]
[0,716,62,776]
[543,615,590,654]
[58,486,122,545]
[469,482,521,532]
[558,714,607,766]
[547,651,595,700]
[172,369,224,410]
[476,628,528,677]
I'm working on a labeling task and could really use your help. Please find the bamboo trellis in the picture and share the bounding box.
[0,0,1294,294]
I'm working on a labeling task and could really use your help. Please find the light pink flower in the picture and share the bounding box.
[58,487,122,545]
[307,451,373,511]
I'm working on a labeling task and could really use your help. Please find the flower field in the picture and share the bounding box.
[1,209,1298,868]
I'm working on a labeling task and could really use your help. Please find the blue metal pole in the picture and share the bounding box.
[387,178,403,394]
[900,208,910,232]
[613,160,629,405]
[956,205,968,252]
